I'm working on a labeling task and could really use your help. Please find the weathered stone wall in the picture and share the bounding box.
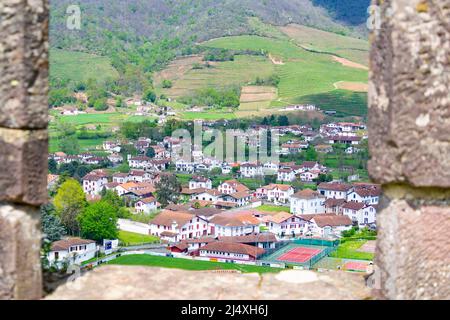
[369,0,450,299]
[0,0,49,300]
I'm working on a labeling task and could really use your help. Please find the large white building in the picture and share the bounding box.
[290,189,326,215]
[317,182,353,200]
[82,173,108,196]
[262,212,309,238]
[189,176,212,190]
[209,211,260,237]
[256,184,294,204]
[149,210,210,242]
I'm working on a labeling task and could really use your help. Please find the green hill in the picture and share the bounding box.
[50,49,119,83]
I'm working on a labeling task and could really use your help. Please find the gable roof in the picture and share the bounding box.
[200,242,265,258]
[312,215,353,227]
[221,180,249,192]
[210,211,260,227]
[317,182,353,192]
[342,201,366,211]
[150,210,195,228]
[262,184,293,191]
[51,238,95,251]
[291,189,324,199]
[218,233,277,244]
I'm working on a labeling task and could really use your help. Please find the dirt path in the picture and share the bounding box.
[269,53,284,65]
[332,56,368,70]
[334,81,368,92]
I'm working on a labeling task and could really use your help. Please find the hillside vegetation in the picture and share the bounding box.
[50,49,119,83]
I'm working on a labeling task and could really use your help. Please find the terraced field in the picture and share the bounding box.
[278,24,369,66]
[154,55,275,99]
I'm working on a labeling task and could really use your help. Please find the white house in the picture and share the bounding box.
[47,238,96,268]
[317,182,353,200]
[189,176,212,190]
[262,212,309,238]
[82,173,108,196]
[256,184,294,204]
[135,197,158,214]
[149,210,210,242]
[218,180,249,195]
[240,162,264,178]
[306,214,353,237]
[112,172,130,184]
[342,202,377,226]
[175,160,196,173]
[290,189,326,215]
[209,211,260,237]
[191,189,222,202]
[347,184,381,205]
[219,192,253,207]
[277,168,296,182]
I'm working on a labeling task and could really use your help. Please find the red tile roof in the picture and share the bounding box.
[200,242,265,258]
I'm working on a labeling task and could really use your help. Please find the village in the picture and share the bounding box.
[46,118,377,273]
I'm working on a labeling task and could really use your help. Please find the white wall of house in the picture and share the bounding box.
[199,250,252,261]
[213,224,258,237]
[47,243,96,267]
[135,200,157,214]
[83,177,108,195]
[290,197,325,215]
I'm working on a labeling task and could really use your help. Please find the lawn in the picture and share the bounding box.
[257,205,290,213]
[330,240,374,261]
[50,48,119,83]
[107,254,280,274]
[118,231,160,246]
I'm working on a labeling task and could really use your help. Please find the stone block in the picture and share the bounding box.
[368,0,450,187]
[47,266,371,300]
[0,0,49,129]
[376,198,450,299]
[0,128,48,205]
[0,203,42,300]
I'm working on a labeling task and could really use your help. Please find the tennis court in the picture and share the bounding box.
[277,247,323,263]
[262,242,332,267]
[343,261,369,272]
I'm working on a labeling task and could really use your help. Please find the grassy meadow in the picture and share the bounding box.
[50,49,119,83]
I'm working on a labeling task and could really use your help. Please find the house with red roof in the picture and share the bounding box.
[256,184,294,204]
[290,189,326,215]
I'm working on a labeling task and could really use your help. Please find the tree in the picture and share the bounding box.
[304,146,318,161]
[102,190,130,219]
[277,115,289,126]
[146,147,155,158]
[59,136,80,155]
[53,179,87,235]
[48,158,58,174]
[155,174,181,206]
[78,201,118,242]
[162,80,173,88]
[41,203,67,242]
[143,88,157,103]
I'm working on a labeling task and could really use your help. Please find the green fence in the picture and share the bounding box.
[293,238,339,248]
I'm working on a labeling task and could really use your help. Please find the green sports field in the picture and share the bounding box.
[107,254,280,274]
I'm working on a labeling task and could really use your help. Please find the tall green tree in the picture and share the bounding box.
[155,174,181,206]
[102,190,130,219]
[78,201,118,242]
[53,179,87,236]
[41,203,67,242]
